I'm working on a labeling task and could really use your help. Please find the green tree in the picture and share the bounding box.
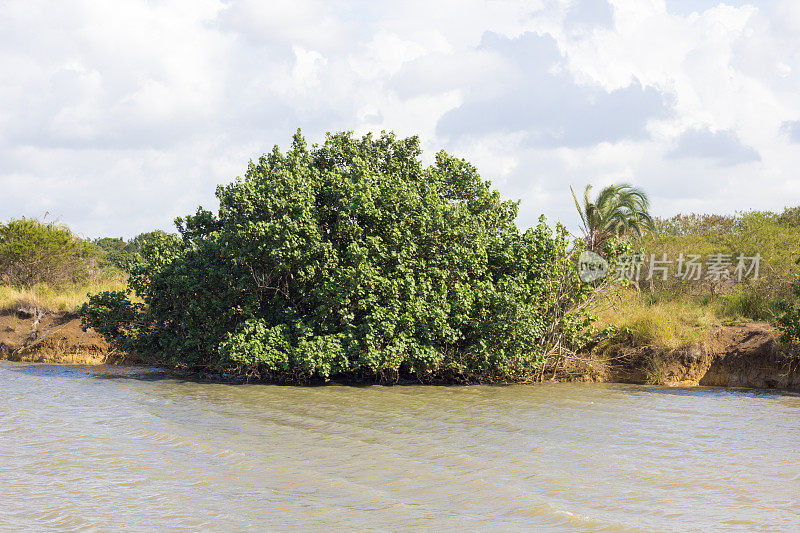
[0,218,96,287]
[95,231,173,270]
[82,130,594,383]
[128,230,170,252]
[571,183,654,251]
[94,237,127,253]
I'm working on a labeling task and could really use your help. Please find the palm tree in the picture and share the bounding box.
[571,183,654,251]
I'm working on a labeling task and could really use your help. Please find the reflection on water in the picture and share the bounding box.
[1,362,799,531]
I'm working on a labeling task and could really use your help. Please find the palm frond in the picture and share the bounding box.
[572,182,654,249]
[570,185,589,235]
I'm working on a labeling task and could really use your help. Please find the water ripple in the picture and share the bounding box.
[1,361,799,531]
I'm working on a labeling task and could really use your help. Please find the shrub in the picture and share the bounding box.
[0,218,97,287]
[777,257,800,345]
[81,130,594,382]
[636,209,800,312]
[94,237,127,253]
[95,231,172,269]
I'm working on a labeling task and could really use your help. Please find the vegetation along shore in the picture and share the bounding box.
[2,130,799,388]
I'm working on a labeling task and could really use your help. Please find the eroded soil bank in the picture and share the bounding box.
[0,310,135,365]
[563,322,800,390]
[2,311,798,390]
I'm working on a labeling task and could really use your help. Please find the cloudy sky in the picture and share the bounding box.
[1,0,799,238]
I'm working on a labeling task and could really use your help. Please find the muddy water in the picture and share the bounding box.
[1,362,799,532]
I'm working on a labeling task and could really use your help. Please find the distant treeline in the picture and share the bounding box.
[92,231,171,270]
[0,217,169,288]
[652,206,800,237]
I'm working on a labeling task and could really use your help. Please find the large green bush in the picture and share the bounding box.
[81,131,593,382]
[0,218,97,287]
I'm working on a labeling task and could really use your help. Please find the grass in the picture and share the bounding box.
[591,209,799,351]
[593,289,722,350]
[0,273,128,313]
[592,285,783,352]
[712,290,776,322]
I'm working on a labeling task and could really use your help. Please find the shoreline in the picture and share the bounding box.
[0,309,139,366]
[557,322,800,390]
[2,310,798,391]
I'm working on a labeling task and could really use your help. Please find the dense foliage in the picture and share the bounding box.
[94,231,172,269]
[777,257,800,345]
[636,209,800,320]
[82,131,594,382]
[571,183,654,251]
[0,218,97,287]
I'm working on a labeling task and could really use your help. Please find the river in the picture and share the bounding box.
[1,361,798,531]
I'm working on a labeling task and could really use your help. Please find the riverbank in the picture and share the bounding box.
[558,322,800,390]
[2,310,798,390]
[0,309,136,365]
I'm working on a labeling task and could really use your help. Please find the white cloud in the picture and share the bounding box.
[271,46,328,96]
[781,121,800,143]
[0,0,798,238]
[667,127,761,166]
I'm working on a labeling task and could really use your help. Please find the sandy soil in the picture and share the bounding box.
[0,310,134,365]
[558,322,800,390]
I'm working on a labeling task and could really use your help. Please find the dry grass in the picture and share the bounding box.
[593,289,721,350]
[0,274,128,313]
